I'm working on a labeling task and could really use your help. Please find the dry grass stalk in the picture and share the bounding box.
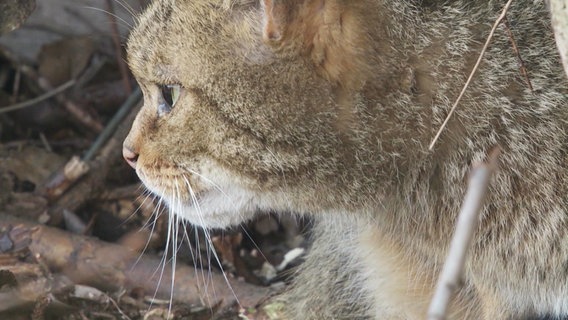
[429,0,514,151]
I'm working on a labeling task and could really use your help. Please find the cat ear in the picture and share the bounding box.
[261,0,288,43]
[261,0,324,45]
[261,0,373,89]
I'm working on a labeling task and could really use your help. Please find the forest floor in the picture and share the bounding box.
[0,1,308,319]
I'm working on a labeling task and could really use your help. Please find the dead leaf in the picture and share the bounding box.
[38,37,95,86]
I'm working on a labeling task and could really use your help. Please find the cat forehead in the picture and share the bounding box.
[128,0,267,75]
[163,0,258,14]
[127,2,209,80]
[132,0,259,39]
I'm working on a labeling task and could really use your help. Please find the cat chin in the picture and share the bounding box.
[137,166,261,229]
[164,186,258,229]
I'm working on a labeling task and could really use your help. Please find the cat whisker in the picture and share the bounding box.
[165,177,186,317]
[160,208,176,317]
[167,204,181,317]
[182,175,215,306]
[130,192,164,272]
[191,213,241,307]
[83,6,134,29]
[179,219,205,301]
[182,167,227,196]
[140,193,164,231]
[180,169,269,262]
[142,196,173,315]
[182,175,244,308]
[145,178,181,317]
[111,0,139,21]
[239,224,268,261]
[124,187,153,224]
[180,170,252,228]
[194,223,211,306]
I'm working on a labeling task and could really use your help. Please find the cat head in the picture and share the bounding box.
[124,0,395,228]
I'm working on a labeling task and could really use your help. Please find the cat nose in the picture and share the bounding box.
[122,146,139,169]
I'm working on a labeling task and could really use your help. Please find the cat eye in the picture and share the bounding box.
[157,84,181,117]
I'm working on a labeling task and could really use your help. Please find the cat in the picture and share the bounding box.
[123,0,568,318]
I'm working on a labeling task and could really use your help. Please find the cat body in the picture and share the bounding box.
[124,0,568,318]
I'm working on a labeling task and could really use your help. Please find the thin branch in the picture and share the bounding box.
[42,87,142,202]
[427,148,500,320]
[13,57,107,133]
[38,77,104,133]
[503,17,533,91]
[0,79,76,114]
[428,0,514,151]
[82,86,141,161]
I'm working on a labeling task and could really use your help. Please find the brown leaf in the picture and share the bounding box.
[37,37,95,87]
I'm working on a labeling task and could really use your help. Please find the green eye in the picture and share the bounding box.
[158,84,181,117]
[160,84,181,107]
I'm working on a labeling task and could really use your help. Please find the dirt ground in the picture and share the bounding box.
[0,1,307,319]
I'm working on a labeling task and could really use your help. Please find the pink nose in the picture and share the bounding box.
[122,146,139,169]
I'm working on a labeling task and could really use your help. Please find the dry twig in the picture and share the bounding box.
[0,80,76,114]
[427,148,500,320]
[44,88,142,222]
[15,59,106,133]
[82,87,142,161]
[429,0,514,150]
[503,17,533,91]
[37,80,104,134]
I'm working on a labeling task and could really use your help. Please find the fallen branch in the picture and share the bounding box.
[0,269,73,313]
[427,148,500,320]
[0,215,273,310]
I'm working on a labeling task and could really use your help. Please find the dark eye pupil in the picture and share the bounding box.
[160,85,173,106]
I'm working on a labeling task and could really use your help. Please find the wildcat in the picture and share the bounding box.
[123,0,568,318]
